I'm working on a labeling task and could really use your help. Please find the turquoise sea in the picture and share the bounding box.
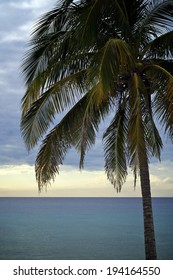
[0,198,172,260]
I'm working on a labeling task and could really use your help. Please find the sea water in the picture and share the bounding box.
[0,198,172,260]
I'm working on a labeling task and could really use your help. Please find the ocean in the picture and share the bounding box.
[0,197,172,260]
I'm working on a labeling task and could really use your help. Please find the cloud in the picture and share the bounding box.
[1,32,25,43]
[0,0,57,45]
[0,0,57,165]
[0,161,172,197]
[9,0,57,10]
[0,164,34,176]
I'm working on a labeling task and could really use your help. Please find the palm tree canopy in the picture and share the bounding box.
[21,0,173,191]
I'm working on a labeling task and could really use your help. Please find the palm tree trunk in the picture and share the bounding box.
[139,156,157,260]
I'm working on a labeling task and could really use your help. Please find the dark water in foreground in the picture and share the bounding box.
[0,198,172,260]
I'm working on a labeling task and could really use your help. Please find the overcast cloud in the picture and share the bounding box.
[0,0,82,167]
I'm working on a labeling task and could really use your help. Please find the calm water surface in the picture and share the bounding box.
[0,198,172,259]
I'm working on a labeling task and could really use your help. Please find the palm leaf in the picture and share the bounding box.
[22,32,65,86]
[35,91,111,189]
[140,89,163,159]
[128,71,163,178]
[87,38,134,93]
[32,0,74,38]
[158,60,173,75]
[128,73,147,176]
[153,77,173,140]
[77,83,111,169]
[35,124,71,191]
[103,96,128,191]
[139,0,173,38]
[35,94,89,190]
[148,31,173,59]
[21,70,86,150]
[74,0,132,47]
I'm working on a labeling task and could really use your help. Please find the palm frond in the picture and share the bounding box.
[158,60,173,76]
[22,28,86,89]
[153,77,173,140]
[128,73,147,176]
[128,71,163,174]
[147,31,173,59]
[35,124,71,192]
[87,38,134,93]
[22,45,91,112]
[141,91,163,159]
[76,83,111,169]
[144,114,163,160]
[22,32,63,86]
[139,0,173,38]
[32,0,74,38]
[21,70,86,150]
[74,0,132,47]
[122,0,147,33]
[148,0,173,31]
[143,64,172,96]
[35,91,111,189]
[103,96,128,192]
[35,94,89,190]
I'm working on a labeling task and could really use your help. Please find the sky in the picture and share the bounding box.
[0,0,173,197]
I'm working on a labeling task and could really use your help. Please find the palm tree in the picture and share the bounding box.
[21,0,173,260]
